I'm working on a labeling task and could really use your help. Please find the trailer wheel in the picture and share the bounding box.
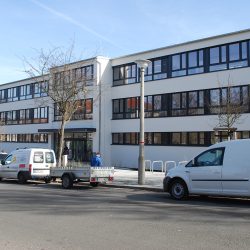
[90,182,99,187]
[18,172,27,184]
[62,174,73,189]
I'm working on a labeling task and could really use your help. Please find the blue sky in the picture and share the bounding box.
[0,0,250,84]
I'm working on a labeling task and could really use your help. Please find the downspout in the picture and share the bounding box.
[97,60,102,152]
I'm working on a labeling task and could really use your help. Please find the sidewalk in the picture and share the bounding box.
[104,168,165,192]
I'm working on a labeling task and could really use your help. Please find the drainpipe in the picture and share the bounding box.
[97,60,102,153]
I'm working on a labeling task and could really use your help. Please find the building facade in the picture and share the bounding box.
[1,29,250,168]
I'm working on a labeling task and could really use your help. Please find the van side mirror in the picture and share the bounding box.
[1,160,5,165]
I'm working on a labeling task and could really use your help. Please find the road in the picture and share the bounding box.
[0,181,250,250]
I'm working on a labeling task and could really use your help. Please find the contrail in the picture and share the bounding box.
[30,0,125,50]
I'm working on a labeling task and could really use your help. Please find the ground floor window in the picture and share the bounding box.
[112,131,250,146]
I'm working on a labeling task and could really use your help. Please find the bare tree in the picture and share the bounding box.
[23,44,94,167]
[209,79,249,140]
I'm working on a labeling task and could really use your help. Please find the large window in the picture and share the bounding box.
[209,85,249,114]
[113,39,250,86]
[112,131,214,146]
[54,98,93,121]
[0,133,48,143]
[0,107,48,125]
[74,65,94,85]
[112,85,249,119]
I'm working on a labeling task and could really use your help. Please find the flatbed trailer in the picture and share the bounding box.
[50,166,114,189]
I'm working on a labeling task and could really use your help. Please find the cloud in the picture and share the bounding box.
[29,0,125,51]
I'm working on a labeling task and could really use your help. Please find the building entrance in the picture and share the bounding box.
[54,132,93,164]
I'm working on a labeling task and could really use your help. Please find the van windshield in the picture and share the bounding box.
[45,152,55,163]
[33,152,44,163]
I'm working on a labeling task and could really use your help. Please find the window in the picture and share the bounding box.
[113,99,124,119]
[172,53,187,77]
[188,90,204,115]
[124,97,138,119]
[153,57,168,80]
[171,92,187,116]
[143,61,153,82]
[0,89,6,103]
[229,42,248,68]
[124,64,137,84]
[55,99,93,121]
[187,50,204,75]
[33,152,44,163]
[74,65,94,84]
[209,45,227,71]
[193,148,224,167]
[45,152,55,163]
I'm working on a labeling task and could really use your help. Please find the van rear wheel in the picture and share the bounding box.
[170,179,188,200]
[18,173,27,184]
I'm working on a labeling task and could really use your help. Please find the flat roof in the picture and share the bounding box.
[111,28,250,61]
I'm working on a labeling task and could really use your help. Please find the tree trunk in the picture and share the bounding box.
[58,119,66,167]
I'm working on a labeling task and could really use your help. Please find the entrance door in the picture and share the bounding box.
[65,139,92,163]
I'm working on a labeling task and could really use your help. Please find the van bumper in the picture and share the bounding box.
[163,176,172,192]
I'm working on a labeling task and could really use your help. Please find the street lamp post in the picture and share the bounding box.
[135,59,151,185]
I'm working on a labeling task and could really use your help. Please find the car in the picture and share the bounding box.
[163,139,250,200]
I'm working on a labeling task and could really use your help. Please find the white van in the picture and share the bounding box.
[0,148,56,184]
[163,139,250,200]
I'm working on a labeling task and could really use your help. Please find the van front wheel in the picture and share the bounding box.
[170,180,188,200]
[18,173,27,184]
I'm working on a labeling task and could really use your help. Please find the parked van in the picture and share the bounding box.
[0,148,56,184]
[163,139,250,200]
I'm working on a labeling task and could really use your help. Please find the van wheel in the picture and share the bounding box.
[62,174,73,189]
[90,182,99,187]
[170,179,188,200]
[44,177,51,184]
[18,173,27,184]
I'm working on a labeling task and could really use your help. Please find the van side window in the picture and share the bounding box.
[33,152,44,163]
[45,152,54,163]
[4,154,12,164]
[194,148,225,167]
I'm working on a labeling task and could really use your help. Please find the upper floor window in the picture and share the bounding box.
[20,84,32,100]
[34,82,48,98]
[124,64,137,84]
[229,41,248,69]
[152,57,168,80]
[0,89,6,103]
[187,50,204,75]
[54,98,93,121]
[74,65,94,85]
[172,53,187,77]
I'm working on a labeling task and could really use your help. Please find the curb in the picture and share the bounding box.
[101,183,163,192]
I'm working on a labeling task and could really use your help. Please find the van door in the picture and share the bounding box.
[222,146,250,195]
[31,151,50,177]
[186,148,225,194]
[1,154,18,179]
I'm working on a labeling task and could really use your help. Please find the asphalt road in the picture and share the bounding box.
[0,181,250,250]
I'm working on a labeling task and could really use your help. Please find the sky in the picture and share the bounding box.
[0,0,250,84]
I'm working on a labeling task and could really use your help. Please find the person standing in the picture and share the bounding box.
[90,152,103,167]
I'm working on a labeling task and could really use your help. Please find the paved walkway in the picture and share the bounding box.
[105,168,165,192]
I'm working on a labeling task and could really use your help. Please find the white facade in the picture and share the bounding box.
[1,29,250,168]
